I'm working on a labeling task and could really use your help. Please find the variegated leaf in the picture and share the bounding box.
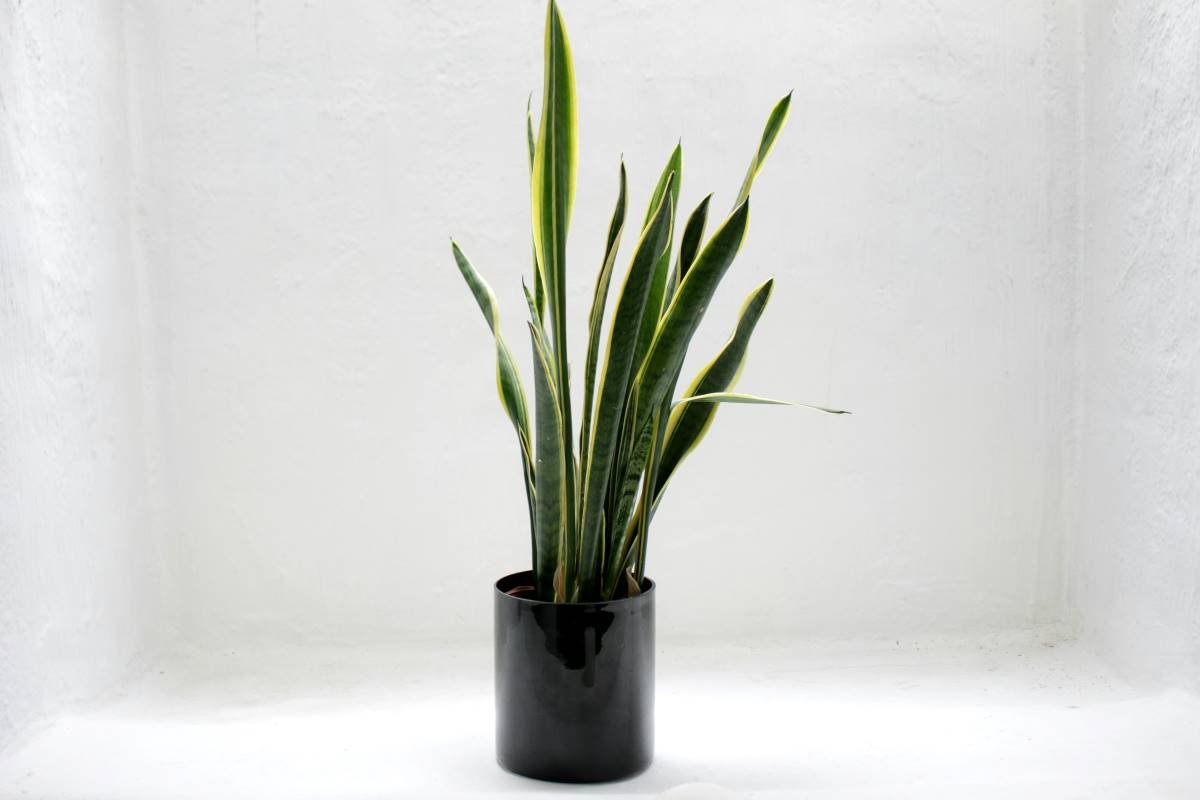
[734,91,791,208]
[578,176,675,599]
[528,323,567,602]
[530,0,579,589]
[580,161,628,473]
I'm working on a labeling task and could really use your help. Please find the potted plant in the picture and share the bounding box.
[451,0,845,783]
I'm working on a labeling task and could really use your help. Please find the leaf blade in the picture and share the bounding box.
[450,241,531,452]
[734,91,791,208]
[604,199,752,593]
[654,277,774,498]
[578,177,675,599]
[450,241,538,567]
[530,0,579,593]
[631,145,683,375]
[528,323,567,602]
[672,391,794,407]
[580,161,628,474]
[530,0,577,333]
[526,95,546,323]
[676,194,712,284]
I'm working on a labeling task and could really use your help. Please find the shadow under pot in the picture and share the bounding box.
[493,570,655,783]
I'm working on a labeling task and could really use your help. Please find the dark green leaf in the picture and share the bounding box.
[734,91,791,208]
[577,177,675,599]
[605,199,751,591]
[580,161,628,474]
[528,323,566,602]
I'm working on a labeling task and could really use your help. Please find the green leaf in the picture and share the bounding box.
[527,95,546,323]
[676,194,712,284]
[642,143,683,229]
[451,241,538,565]
[734,91,791,208]
[633,405,665,582]
[580,161,628,473]
[673,391,792,407]
[627,192,712,587]
[604,199,751,593]
[531,0,578,340]
[631,145,683,375]
[675,392,849,412]
[526,94,536,170]
[606,150,686,582]
[528,323,567,602]
[604,407,656,596]
[648,385,847,530]
[577,176,675,599]
[521,278,541,327]
[450,241,531,457]
[638,198,752,408]
[531,0,579,592]
[653,278,773,498]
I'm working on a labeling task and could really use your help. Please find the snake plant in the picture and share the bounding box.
[452,0,845,602]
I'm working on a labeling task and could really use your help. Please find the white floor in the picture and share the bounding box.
[1,632,1197,799]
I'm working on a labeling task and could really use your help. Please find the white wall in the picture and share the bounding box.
[1071,0,1200,688]
[131,0,1081,644]
[0,0,163,750]
[7,0,1198,734]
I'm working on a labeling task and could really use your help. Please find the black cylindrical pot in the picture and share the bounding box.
[494,570,655,783]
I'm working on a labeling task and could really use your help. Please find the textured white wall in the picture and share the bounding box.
[131,0,1081,644]
[1071,0,1200,688]
[0,0,163,751]
[6,2,1199,758]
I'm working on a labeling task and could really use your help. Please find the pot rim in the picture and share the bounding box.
[494,569,655,608]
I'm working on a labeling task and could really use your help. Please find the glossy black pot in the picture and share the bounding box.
[493,570,655,783]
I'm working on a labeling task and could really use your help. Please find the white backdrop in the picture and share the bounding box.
[1,0,161,749]
[127,0,1079,644]
[1071,0,1200,689]
[8,0,1200,762]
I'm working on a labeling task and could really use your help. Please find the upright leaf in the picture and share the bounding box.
[526,95,546,323]
[580,162,628,473]
[642,144,683,230]
[451,241,537,561]
[577,179,675,599]
[633,406,665,582]
[531,0,579,592]
[631,145,683,374]
[450,241,531,459]
[675,194,711,286]
[734,92,791,208]
[530,0,578,345]
[604,199,751,593]
[637,199,751,424]
[521,278,541,327]
[654,278,774,499]
[528,323,567,602]
[526,95,536,168]
[637,193,713,576]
